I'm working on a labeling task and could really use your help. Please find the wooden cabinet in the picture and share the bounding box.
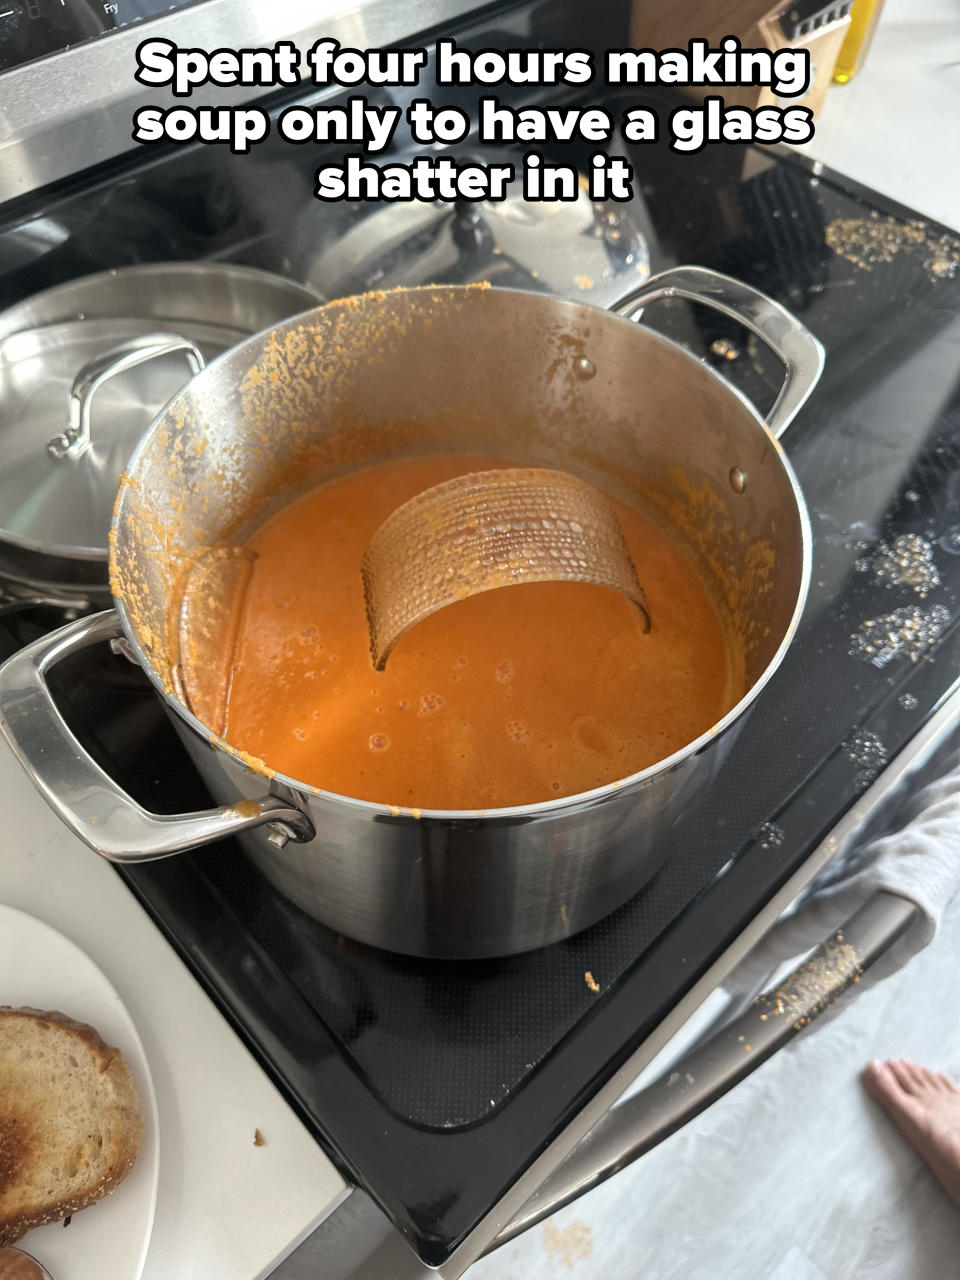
[629,1,853,118]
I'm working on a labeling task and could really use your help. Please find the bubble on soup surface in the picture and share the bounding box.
[506,720,532,743]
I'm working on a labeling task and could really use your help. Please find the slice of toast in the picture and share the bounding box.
[0,1006,143,1246]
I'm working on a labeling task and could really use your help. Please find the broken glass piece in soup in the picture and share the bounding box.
[361,466,651,671]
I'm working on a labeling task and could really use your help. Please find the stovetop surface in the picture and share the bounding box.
[2,5,960,1264]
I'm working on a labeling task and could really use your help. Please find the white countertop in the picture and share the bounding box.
[0,740,347,1280]
[797,0,960,232]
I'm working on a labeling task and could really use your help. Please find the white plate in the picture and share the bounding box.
[0,904,159,1280]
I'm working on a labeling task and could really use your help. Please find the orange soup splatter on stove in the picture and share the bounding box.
[182,455,741,809]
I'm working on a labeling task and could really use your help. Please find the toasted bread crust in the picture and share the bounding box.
[0,1006,143,1246]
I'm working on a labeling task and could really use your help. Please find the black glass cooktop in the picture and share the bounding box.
[2,7,960,1265]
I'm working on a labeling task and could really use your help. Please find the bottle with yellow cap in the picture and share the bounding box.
[833,0,886,83]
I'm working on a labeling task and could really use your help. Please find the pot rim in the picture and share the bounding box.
[0,528,108,561]
[112,283,813,823]
[0,261,323,339]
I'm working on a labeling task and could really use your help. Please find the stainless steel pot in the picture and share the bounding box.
[0,262,321,605]
[0,268,824,958]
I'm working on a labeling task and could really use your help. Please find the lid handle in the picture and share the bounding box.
[48,332,205,461]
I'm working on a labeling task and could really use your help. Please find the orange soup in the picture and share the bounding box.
[185,455,741,809]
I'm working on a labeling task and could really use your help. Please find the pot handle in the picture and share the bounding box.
[611,266,825,439]
[0,609,314,862]
[48,332,205,461]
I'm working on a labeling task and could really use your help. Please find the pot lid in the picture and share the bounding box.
[0,316,236,562]
[297,149,651,306]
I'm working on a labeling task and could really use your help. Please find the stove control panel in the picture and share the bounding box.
[0,0,196,73]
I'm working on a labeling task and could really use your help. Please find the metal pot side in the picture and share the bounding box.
[108,283,812,957]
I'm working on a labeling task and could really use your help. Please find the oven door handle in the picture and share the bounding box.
[611,265,826,439]
[0,609,314,862]
[494,889,917,1248]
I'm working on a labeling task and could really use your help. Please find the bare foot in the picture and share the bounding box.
[864,1059,960,1209]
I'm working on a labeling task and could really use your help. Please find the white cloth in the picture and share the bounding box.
[726,745,960,1002]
